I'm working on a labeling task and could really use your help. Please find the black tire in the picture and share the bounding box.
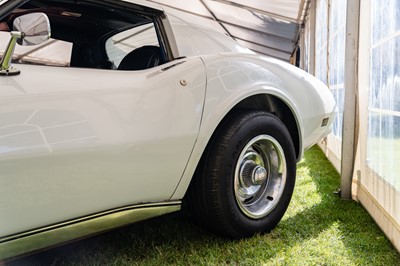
[186,110,296,238]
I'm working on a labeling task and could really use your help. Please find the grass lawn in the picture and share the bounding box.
[6,146,400,265]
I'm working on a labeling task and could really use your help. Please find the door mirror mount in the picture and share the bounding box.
[0,13,51,76]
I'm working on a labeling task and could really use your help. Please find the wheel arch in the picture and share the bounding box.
[229,94,301,160]
[171,92,303,201]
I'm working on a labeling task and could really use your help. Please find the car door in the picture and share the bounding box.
[0,56,206,236]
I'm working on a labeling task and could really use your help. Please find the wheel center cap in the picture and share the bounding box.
[252,166,267,185]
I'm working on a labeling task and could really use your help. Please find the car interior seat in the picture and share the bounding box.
[117,45,162,71]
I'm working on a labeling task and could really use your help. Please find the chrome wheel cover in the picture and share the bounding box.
[234,135,287,219]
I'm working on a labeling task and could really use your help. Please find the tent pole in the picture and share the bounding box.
[340,0,360,199]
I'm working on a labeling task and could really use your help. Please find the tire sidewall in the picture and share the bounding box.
[217,113,296,236]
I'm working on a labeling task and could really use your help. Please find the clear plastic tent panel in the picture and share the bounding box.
[368,0,400,190]
[315,0,328,84]
[329,0,346,139]
[303,16,310,73]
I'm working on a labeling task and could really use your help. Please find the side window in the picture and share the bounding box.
[105,22,159,69]
[0,31,73,67]
[1,10,165,71]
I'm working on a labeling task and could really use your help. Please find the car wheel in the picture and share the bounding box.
[186,110,296,238]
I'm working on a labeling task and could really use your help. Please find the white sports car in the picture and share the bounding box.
[0,0,336,260]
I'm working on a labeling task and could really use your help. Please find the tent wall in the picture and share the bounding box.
[301,0,400,253]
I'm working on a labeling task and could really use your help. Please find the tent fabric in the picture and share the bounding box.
[150,0,308,61]
[0,0,309,63]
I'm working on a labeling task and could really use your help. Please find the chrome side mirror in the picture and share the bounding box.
[0,13,51,76]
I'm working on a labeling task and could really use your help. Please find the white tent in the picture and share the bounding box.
[149,0,308,61]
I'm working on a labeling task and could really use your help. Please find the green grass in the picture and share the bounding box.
[6,146,400,265]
